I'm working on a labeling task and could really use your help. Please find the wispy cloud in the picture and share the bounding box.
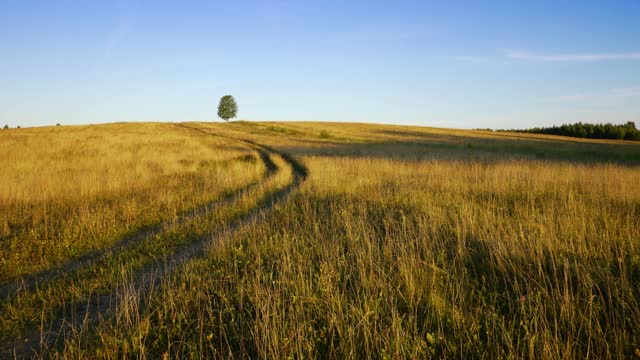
[103,0,141,58]
[453,55,492,63]
[90,0,141,73]
[453,55,514,65]
[319,22,432,48]
[506,50,640,62]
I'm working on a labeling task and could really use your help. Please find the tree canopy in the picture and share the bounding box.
[501,122,640,141]
[217,95,238,122]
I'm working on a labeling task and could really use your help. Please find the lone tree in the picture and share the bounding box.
[217,95,238,122]
[2,125,8,129]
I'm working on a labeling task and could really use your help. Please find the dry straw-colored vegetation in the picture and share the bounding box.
[0,123,263,279]
[1,121,639,358]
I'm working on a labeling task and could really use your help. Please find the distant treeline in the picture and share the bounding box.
[495,122,640,141]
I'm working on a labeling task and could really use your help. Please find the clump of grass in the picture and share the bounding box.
[266,125,305,136]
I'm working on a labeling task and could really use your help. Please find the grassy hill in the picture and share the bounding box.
[1,121,639,358]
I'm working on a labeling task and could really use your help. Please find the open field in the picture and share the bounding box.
[1,121,639,358]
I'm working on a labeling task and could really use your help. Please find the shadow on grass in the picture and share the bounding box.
[274,128,640,166]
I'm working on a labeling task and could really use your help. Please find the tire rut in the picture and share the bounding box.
[2,124,307,358]
[0,135,276,301]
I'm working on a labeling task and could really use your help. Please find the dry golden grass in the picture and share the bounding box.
[0,122,263,279]
[2,121,639,358]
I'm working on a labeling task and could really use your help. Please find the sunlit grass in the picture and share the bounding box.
[2,121,639,358]
[0,123,263,279]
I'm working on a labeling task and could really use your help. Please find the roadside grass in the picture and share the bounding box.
[0,137,294,353]
[61,152,640,359]
[3,121,640,358]
[0,123,263,280]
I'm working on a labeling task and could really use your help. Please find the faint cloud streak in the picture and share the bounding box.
[506,50,640,62]
[103,0,141,58]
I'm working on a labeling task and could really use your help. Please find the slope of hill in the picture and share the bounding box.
[1,121,639,358]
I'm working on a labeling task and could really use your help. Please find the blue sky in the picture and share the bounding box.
[1,0,639,129]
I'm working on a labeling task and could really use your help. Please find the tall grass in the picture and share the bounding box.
[2,121,639,358]
[0,123,263,279]
[0,124,296,355]
[56,123,640,359]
